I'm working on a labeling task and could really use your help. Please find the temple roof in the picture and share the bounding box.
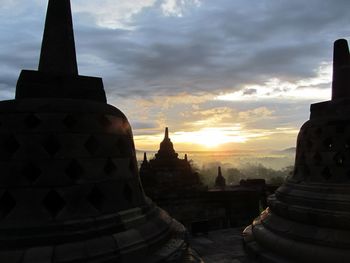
[155,127,178,159]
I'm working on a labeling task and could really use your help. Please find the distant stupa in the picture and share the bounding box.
[214,166,226,188]
[243,39,350,262]
[140,127,202,194]
[0,1,194,262]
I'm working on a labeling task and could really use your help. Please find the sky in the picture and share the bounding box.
[0,0,349,151]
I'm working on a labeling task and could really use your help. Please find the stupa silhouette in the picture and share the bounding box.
[0,1,194,262]
[244,39,350,262]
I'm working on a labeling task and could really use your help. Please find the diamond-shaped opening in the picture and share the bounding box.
[323,137,333,150]
[24,114,41,128]
[87,186,104,211]
[334,153,345,166]
[42,135,61,157]
[123,184,133,203]
[21,162,42,183]
[65,159,84,182]
[98,115,112,128]
[321,167,332,180]
[313,152,322,164]
[0,191,16,219]
[85,136,99,155]
[3,135,20,155]
[63,114,77,128]
[104,158,117,175]
[42,190,66,218]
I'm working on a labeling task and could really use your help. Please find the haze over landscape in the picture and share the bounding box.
[1,0,350,153]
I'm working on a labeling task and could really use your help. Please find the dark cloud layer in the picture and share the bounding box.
[1,0,349,99]
[0,0,349,150]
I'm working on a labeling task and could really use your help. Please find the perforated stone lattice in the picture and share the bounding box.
[0,191,16,219]
[2,134,20,157]
[24,114,41,128]
[85,135,99,155]
[62,114,77,128]
[42,135,61,157]
[65,159,84,182]
[87,186,104,211]
[0,106,145,224]
[104,158,117,175]
[293,120,350,182]
[21,162,42,183]
[43,190,66,218]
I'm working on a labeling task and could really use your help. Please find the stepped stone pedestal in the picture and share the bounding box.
[243,39,350,263]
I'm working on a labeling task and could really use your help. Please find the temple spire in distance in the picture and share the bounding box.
[165,127,169,140]
[215,166,226,188]
[38,0,78,75]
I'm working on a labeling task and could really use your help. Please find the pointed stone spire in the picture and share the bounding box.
[155,127,178,159]
[15,0,106,102]
[332,39,350,100]
[215,166,226,188]
[165,127,169,140]
[140,151,151,172]
[39,0,78,75]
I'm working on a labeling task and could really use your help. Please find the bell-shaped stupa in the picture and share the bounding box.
[243,39,350,262]
[0,1,191,262]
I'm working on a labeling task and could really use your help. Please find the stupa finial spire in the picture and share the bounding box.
[331,39,350,100]
[218,166,222,177]
[38,0,78,75]
[165,127,169,140]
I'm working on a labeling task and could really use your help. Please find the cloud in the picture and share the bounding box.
[72,0,158,29]
[1,0,350,151]
[161,0,201,17]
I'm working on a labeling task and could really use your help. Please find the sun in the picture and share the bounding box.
[173,127,247,149]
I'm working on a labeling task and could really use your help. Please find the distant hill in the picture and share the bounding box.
[282,147,296,153]
[270,147,296,155]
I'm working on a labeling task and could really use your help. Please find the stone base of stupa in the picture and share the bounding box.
[243,194,350,263]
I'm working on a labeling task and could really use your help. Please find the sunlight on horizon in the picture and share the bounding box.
[133,126,299,152]
[172,127,247,148]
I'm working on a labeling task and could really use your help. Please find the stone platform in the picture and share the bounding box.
[190,228,253,263]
